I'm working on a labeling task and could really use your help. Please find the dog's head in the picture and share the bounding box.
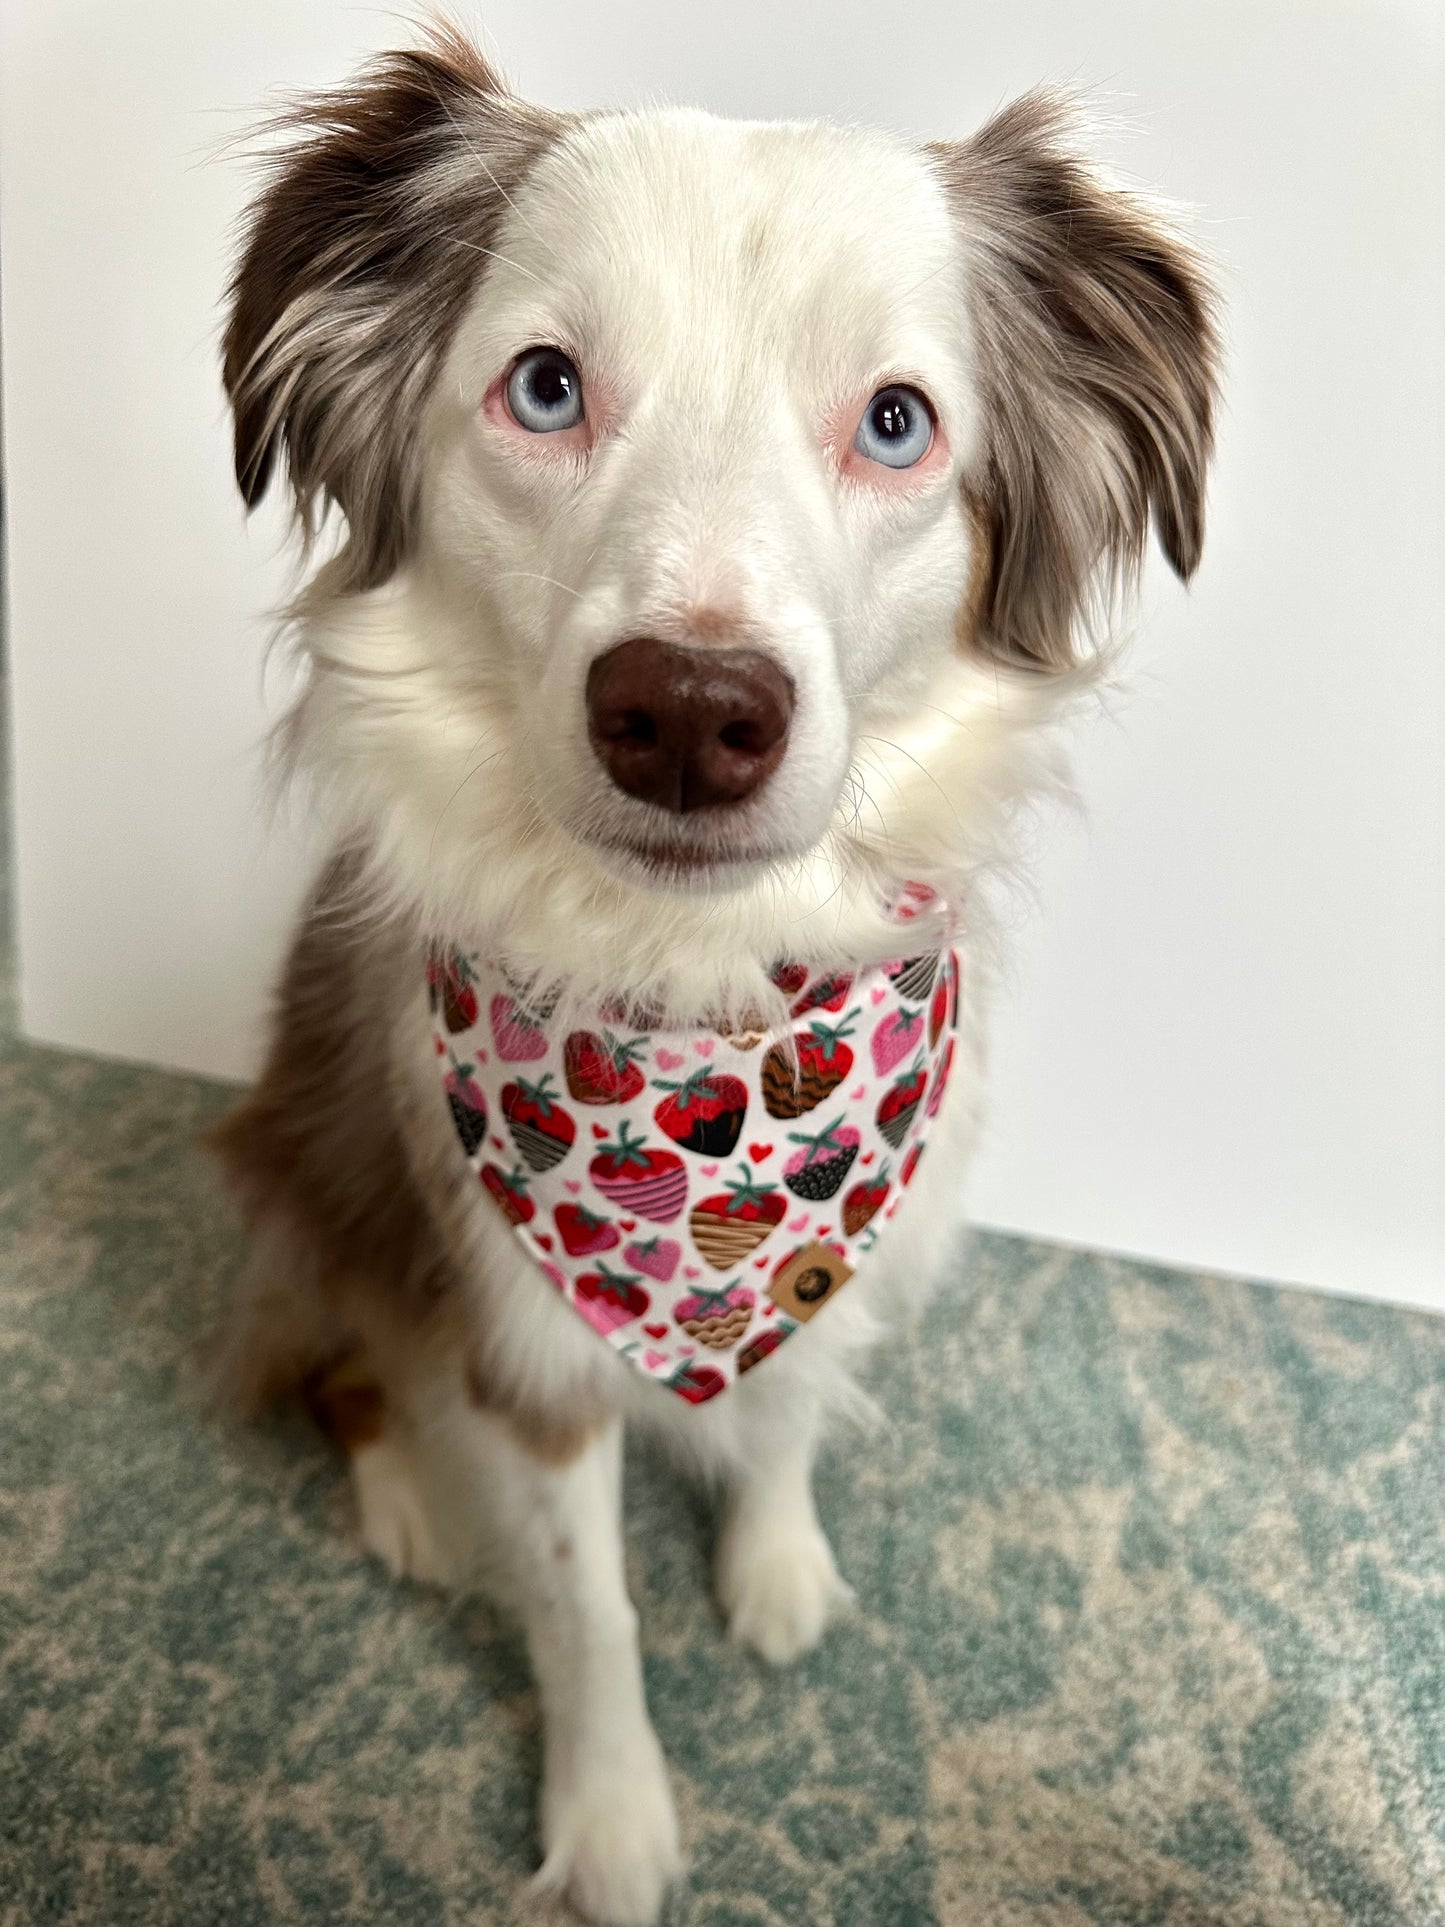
[224,25,1218,982]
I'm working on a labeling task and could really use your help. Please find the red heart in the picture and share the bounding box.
[749,1142,774,1162]
[644,1322,668,1339]
[620,1219,637,1232]
[490,1136,505,1152]
[817,1226,832,1237]
[861,1153,875,1166]
[754,1257,769,1269]
[591,1123,608,1140]
[536,1234,554,1251]
[434,1038,445,1055]
[763,1302,776,1315]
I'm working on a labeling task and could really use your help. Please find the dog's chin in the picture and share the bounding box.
[578,825,810,897]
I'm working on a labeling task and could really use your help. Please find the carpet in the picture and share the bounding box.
[1,1020,1443,1927]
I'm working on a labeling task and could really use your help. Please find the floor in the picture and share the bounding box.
[1,732,1442,1923]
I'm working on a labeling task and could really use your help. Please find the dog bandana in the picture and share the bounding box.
[429,912,959,1404]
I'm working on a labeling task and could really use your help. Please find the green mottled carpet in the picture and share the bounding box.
[1,1025,1443,1924]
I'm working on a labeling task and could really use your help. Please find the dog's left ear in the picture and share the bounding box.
[928,92,1222,673]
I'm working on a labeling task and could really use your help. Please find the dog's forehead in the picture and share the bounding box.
[490,107,963,382]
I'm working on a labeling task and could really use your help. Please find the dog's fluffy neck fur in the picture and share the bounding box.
[286,558,1074,1024]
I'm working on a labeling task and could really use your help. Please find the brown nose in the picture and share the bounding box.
[586,638,794,813]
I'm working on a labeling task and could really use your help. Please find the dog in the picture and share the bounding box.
[210,22,1219,1925]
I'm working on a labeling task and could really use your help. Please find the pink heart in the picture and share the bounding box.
[478,1049,489,1063]
[787,1212,810,1233]
[564,1179,582,1195]
[678,1344,696,1356]
[644,1349,669,1370]
[849,1083,866,1100]
[871,986,887,1005]
[700,1162,719,1177]
[684,1265,701,1279]
[692,1039,715,1058]
[655,1047,685,1071]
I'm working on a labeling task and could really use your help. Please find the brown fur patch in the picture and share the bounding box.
[927,92,1221,673]
[302,1353,386,1452]
[222,21,565,595]
[465,1357,602,1468]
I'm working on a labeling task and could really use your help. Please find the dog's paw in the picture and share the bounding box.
[352,1440,457,1589]
[534,1727,682,1927]
[716,1512,854,1665]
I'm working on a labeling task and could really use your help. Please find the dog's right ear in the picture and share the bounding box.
[222,24,562,591]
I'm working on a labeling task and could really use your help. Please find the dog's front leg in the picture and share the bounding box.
[478,1413,682,1926]
[715,1391,854,1666]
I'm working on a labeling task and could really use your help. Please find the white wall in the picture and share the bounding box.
[4,1,1442,1311]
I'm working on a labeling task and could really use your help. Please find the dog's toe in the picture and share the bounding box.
[716,1516,854,1665]
[534,1727,682,1926]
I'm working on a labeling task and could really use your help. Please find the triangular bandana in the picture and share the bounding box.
[429,927,959,1404]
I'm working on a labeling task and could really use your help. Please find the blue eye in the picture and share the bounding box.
[506,348,584,432]
[853,384,934,469]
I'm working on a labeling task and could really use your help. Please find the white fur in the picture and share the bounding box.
[284,107,1082,1926]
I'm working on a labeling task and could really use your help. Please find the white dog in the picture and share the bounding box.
[211,24,1219,1925]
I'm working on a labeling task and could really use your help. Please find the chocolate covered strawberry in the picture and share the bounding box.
[589,1121,687,1223]
[564,1028,648,1105]
[871,1002,925,1076]
[480,1161,533,1227]
[668,1359,726,1404]
[501,1073,576,1173]
[652,1066,748,1156]
[572,1261,650,1336]
[782,1116,860,1201]
[623,1234,681,1283]
[442,1053,487,1155]
[761,1012,857,1120]
[489,992,548,1062]
[737,1325,788,1374]
[927,1037,956,1118]
[887,952,939,1005]
[842,1161,891,1235]
[673,1281,755,1349]
[877,1054,928,1150]
[435,954,479,1034]
[554,1201,620,1258]
[689,1163,786,1269]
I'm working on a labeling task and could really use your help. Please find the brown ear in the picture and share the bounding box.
[929,91,1221,672]
[222,23,563,591]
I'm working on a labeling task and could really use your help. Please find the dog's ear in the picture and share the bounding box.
[222,24,562,591]
[929,92,1221,673]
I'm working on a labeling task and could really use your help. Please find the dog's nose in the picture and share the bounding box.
[586,637,794,813]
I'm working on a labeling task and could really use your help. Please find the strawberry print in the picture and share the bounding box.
[737,1325,789,1374]
[783,1117,860,1201]
[877,1054,928,1150]
[842,1161,891,1235]
[887,953,938,1004]
[501,1073,577,1173]
[435,954,479,1034]
[432,902,957,1402]
[689,1163,786,1269]
[589,1121,688,1223]
[871,1003,924,1076]
[490,992,549,1062]
[760,1012,857,1120]
[927,1037,956,1118]
[564,1028,648,1104]
[624,1235,681,1283]
[673,1281,755,1349]
[573,1262,650,1335]
[929,970,950,1049]
[480,1161,533,1227]
[554,1201,620,1258]
[668,1359,726,1404]
[442,1052,488,1156]
[652,1066,748,1156]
